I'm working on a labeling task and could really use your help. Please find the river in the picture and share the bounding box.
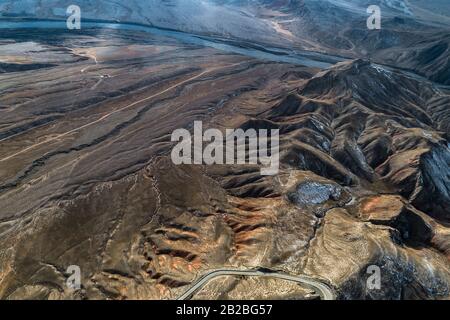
[0,20,345,69]
[1,19,448,90]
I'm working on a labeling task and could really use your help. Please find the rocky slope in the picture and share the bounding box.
[0,21,449,299]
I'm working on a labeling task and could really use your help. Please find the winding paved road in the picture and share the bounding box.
[177,268,336,300]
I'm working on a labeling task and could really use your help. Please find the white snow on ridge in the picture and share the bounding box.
[305,0,413,16]
[0,0,286,43]
[383,0,413,16]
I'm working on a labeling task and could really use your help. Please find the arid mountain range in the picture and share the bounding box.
[0,1,449,300]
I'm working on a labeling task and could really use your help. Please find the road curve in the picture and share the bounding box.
[177,268,336,300]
